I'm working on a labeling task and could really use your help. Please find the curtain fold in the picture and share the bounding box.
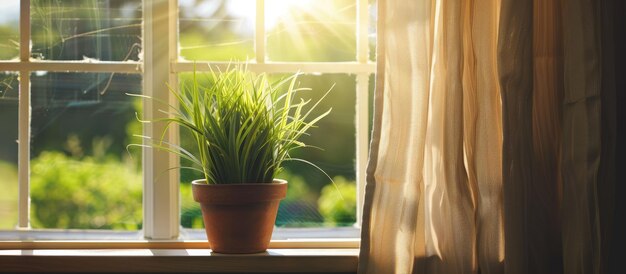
[358,0,432,272]
[528,0,564,272]
[497,0,534,273]
[359,0,616,273]
[560,0,603,273]
[422,0,473,273]
[461,1,503,273]
[598,1,617,273]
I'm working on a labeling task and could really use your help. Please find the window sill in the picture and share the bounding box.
[0,227,361,242]
[0,248,359,273]
[0,228,360,272]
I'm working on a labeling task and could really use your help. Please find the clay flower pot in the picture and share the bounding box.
[191,179,288,254]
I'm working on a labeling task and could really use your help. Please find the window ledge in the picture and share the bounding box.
[0,248,359,273]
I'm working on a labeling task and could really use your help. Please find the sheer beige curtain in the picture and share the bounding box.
[358,0,616,273]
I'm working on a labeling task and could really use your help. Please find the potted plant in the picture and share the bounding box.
[134,64,331,253]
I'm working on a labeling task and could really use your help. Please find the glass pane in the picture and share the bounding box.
[178,72,357,228]
[179,0,255,61]
[369,0,377,61]
[177,72,205,229]
[368,73,375,135]
[30,72,142,230]
[266,0,356,62]
[0,2,19,60]
[0,72,19,229]
[31,0,142,61]
[274,74,356,227]
[0,72,19,100]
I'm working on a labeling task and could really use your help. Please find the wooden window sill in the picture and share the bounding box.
[0,248,359,273]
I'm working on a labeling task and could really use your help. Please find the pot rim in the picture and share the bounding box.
[191,178,287,186]
[191,178,288,204]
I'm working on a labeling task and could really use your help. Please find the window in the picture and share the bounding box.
[0,0,376,242]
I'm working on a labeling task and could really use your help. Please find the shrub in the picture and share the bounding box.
[180,182,203,228]
[0,161,18,229]
[30,152,142,229]
[317,176,356,226]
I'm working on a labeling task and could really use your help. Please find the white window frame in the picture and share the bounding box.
[0,0,374,244]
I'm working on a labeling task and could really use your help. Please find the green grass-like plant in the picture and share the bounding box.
[131,64,332,184]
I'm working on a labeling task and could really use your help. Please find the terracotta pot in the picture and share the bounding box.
[191,179,287,254]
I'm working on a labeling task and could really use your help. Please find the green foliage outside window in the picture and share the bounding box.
[318,176,357,226]
[0,162,18,229]
[30,151,142,230]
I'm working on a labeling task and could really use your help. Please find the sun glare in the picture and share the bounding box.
[265,0,313,29]
[228,0,314,29]
[226,0,356,61]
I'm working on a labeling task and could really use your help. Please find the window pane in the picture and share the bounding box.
[177,72,205,229]
[274,74,356,227]
[177,73,357,229]
[0,72,19,100]
[0,2,19,60]
[369,0,377,61]
[369,73,375,134]
[179,0,255,61]
[30,72,142,230]
[266,0,356,62]
[0,72,19,229]
[31,0,142,61]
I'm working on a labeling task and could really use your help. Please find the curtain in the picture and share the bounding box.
[358,0,618,273]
